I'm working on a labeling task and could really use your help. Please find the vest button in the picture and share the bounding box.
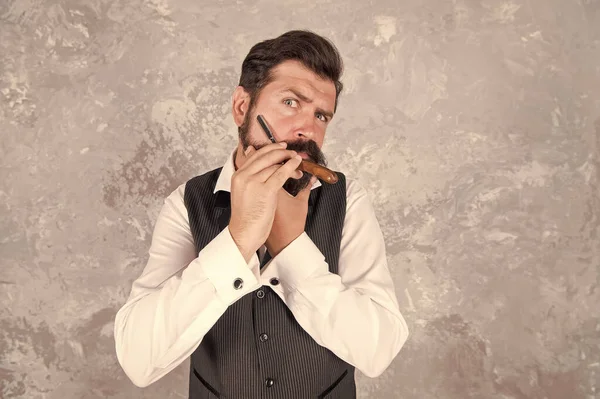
[269,277,279,286]
[259,333,269,342]
[233,278,243,289]
[265,378,274,387]
[256,289,265,298]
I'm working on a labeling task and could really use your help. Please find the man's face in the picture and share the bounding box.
[236,60,337,196]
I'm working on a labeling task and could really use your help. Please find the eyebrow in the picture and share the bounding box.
[280,88,334,120]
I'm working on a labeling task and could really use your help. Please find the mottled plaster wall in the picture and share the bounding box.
[1,0,599,398]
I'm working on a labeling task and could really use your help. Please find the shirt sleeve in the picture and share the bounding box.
[260,178,409,378]
[113,183,261,388]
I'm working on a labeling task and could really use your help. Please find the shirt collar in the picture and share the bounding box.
[213,148,323,194]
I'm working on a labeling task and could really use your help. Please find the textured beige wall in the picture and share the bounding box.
[2,0,600,398]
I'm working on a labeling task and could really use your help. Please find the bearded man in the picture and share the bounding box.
[114,29,409,399]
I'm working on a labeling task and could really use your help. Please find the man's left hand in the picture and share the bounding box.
[265,176,317,257]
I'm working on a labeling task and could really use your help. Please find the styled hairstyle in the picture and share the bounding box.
[238,30,344,113]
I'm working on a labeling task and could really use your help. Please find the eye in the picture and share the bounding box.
[283,98,298,107]
[316,113,329,122]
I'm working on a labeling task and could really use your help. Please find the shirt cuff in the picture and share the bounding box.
[265,232,327,292]
[190,226,261,305]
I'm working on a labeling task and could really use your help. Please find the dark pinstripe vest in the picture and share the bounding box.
[183,167,356,399]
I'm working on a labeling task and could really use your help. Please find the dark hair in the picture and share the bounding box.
[238,30,344,113]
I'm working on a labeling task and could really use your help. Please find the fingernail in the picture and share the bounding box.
[280,142,287,147]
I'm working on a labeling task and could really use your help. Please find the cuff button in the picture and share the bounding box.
[233,278,244,289]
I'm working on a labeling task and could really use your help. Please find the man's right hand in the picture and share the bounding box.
[229,142,303,263]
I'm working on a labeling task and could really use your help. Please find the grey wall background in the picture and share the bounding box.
[1,0,599,398]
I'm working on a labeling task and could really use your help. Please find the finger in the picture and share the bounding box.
[248,142,286,158]
[243,148,299,176]
[265,154,303,190]
[255,163,286,182]
[239,142,287,170]
[256,163,303,182]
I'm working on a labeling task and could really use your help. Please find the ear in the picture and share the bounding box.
[232,86,250,127]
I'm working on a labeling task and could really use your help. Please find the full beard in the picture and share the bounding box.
[239,111,328,196]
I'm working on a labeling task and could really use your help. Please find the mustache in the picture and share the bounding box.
[282,140,327,166]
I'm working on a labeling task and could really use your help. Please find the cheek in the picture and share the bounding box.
[311,131,325,147]
[271,115,296,133]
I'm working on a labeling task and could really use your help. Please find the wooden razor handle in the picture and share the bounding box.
[297,160,338,184]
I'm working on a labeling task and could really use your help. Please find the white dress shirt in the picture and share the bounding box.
[114,148,409,388]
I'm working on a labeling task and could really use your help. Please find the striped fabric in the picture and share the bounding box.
[184,167,356,399]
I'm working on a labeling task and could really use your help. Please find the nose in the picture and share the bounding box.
[292,113,317,141]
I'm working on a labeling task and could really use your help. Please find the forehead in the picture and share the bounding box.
[266,60,337,104]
